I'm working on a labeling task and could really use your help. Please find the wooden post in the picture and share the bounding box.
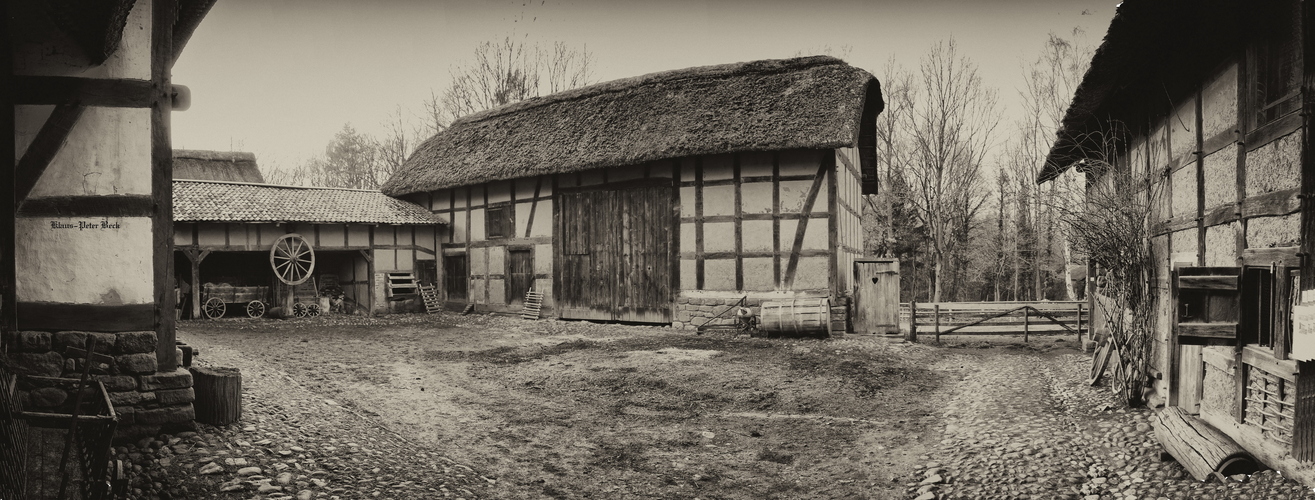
[1076,303,1084,347]
[1023,307,1030,343]
[933,303,941,343]
[905,300,918,342]
[191,366,242,425]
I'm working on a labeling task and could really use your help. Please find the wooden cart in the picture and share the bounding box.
[201,283,271,319]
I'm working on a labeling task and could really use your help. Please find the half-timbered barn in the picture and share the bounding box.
[1039,0,1315,484]
[171,150,445,318]
[4,0,218,473]
[382,56,882,329]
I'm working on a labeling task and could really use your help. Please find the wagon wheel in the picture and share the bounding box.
[1089,340,1113,386]
[270,233,315,285]
[292,302,308,318]
[306,303,321,317]
[203,298,226,319]
[246,300,266,318]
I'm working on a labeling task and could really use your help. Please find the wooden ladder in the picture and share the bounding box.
[418,283,442,314]
[521,289,544,320]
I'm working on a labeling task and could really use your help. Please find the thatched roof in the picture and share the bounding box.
[1038,0,1244,183]
[382,56,882,196]
[173,180,445,225]
[173,150,265,183]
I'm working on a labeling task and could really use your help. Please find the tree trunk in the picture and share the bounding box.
[191,366,242,425]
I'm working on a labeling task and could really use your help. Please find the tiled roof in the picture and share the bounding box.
[173,180,445,225]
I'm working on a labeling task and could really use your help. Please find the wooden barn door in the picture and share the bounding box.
[557,184,673,323]
[507,249,534,307]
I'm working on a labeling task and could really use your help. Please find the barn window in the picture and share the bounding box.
[486,205,513,239]
[445,254,468,301]
[1251,0,1302,127]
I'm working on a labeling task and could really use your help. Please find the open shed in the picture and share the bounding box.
[172,167,446,318]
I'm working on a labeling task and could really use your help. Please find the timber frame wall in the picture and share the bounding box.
[415,147,862,324]
[1085,0,1315,473]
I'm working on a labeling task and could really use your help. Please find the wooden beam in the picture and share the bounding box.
[1,0,14,347]
[14,76,156,108]
[783,162,828,288]
[17,195,153,217]
[15,104,86,205]
[153,0,177,369]
[17,302,155,331]
[733,154,743,291]
[524,176,542,238]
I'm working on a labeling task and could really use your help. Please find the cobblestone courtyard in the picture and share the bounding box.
[106,315,1315,499]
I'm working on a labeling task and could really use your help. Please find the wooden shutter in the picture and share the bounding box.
[1175,267,1241,346]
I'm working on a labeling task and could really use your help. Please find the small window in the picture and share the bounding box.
[1174,267,1241,346]
[486,205,513,239]
[1252,0,1302,126]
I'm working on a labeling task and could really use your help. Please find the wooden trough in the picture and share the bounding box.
[1154,406,1260,481]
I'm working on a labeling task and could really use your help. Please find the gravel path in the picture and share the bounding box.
[912,349,1315,500]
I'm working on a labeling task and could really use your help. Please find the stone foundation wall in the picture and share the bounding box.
[673,293,849,334]
[7,331,194,441]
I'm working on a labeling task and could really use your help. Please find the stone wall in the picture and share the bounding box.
[673,293,849,335]
[7,331,194,441]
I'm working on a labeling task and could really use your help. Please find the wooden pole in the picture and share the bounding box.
[933,303,941,343]
[189,251,202,320]
[1023,306,1030,343]
[1077,303,1084,347]
[905,300,918,342]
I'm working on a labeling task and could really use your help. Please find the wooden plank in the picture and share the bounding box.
[1244,109,1303,152]
[1242,246,1301,267]
[153,0,177,369]
[1202,203,1239,227]
[1202,129,1239,157]
[1178,276,1239,290]
[734,155,743,291]
[13,76,156,107]
[1180,322,1239,338]
[15,104,86,204]
[1154,407,1256,481]
[1241,188,1301,218]
[17,302,155,331]
[827,152,838,296]
[1243,346,1299,383]
[695,159,704,290]
[772,153,781,287]
[17,195,154,217]
[1202,347,1236,375]
[1197,86,1206,267]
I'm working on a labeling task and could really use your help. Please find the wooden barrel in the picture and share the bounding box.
[759,298,832,335]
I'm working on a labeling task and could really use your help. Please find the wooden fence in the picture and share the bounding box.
[899,301,1089,343]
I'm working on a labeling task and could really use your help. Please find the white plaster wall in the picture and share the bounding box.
[16,217,153,304]
[13,0,152,79]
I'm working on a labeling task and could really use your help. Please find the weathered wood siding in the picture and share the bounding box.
[835,147,864,299]
[1101,53,1306,461]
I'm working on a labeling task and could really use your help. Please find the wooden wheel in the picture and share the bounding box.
[203,298,226,319]
[270,233,315,285]
[292,302,308,318]
[246,300,266,318]
[306,303,321,317]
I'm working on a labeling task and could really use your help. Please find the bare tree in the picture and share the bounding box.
[1012,29,1094,300]
[297,124,383,189]
[430,36,594,129]
[904,39,1000,302]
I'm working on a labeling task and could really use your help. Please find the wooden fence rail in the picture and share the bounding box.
[899,301,1088,343]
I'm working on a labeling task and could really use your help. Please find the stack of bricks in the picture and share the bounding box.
[7,331,195,440]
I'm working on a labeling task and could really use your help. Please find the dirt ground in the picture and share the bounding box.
[179,313,947,499]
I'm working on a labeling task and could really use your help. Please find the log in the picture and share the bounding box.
[190,366,242,425]
[1153,406,1258,481]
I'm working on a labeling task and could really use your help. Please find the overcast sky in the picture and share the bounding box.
[171,0,1118,175]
